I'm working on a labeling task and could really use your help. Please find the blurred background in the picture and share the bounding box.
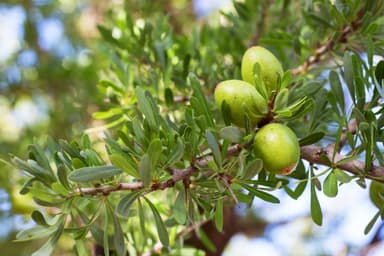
[0,0,383,255]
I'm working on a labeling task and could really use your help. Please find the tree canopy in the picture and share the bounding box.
[2,0,384,255]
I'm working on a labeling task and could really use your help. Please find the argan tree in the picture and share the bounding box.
[9,0,384,255]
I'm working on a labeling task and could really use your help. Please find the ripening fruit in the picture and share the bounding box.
[214,80,267,127]
[253,123,300,175]
[369,181,384,209]
[241,46,283,97]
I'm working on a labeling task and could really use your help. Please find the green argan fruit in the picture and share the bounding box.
[10,187,36,214]
[241,46,283,97]
[369,181,384,209]
[214,80,267,128]
[253,123,300,175]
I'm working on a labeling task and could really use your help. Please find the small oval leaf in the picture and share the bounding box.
[323,171,338,197]
[299,132,325,146]
[144,197,169,247]
[173,188,186,225]
[220,126,243,143]
[116,190,142,218]
[139,154,151,187]
[68,166,122,183]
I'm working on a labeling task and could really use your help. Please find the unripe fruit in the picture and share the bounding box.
[369,181,384,209]
[10,187,36,214]
[241,46,283,97]
[253,123,300,175]
[214,80,267,128]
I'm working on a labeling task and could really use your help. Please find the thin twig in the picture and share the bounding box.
[74,144,243,196]
[248,0,274,47]
[300,145,384,178]
[76,118,384,196]
[291,9,364,75]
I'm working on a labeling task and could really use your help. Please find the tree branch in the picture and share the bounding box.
[291,8,364,75]
[338,118,358,151]
[75,119,384,196]
[74,144,242,196]
[300,145,384,178]
[248,0,274,47]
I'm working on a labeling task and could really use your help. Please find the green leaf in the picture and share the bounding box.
[336,154,359,165]
[59,139,81,159]
[206,130,222,167]
[137,199,147,238]
[276,97,314,121]
[329,71,345,113]
[220,126,243,143]
[234,1,250,21]
[75,240,89,256]
[103,205,110,256]
[32,219,64,256]
[189,74,214,128]
[109,153,139,178]
[310,175,323,225]
[136,87,157,129]
[299,132,325,146]
[144,197,169,247]
[32,239,55,256]
[214,198,224,232]
[238,182,280,203]
[240,159,263,180]
[97,25,122,47]
[284,180,308,199]
[81,149,102,166]
[31,210,49,226]
[343,53,355,104]
[68,166,122,183]
[164,88,174,107]
[97,80,124,94]
[57,164,71,190]
[252,63,268,99]
[109,206,126,256]
[165,137,184,166]
[220,100,232,126]
[51,182,69,196]
[147,138,162,172]
[197,229,216,252]
[364,210,381,234]
[16,226,55,242]
[11,157,54,185]
[280,70,292,90]
[28,144,51,172]
[307,12,336,29]
[375,60,384,97]
[173,187,186,224]
[323,171,338,197]
[273,88,289,111]
[333,168,353,183]
[139,154,151,187]
[375,60,384,84]
[116,190,142,218]
[92,108,123,120]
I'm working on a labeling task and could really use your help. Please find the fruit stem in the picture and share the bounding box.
[257,93,276,128]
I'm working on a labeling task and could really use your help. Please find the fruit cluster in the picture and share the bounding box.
[214,46,300,175]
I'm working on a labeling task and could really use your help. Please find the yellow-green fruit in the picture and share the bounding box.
[369,181,384,209]
[253,123,300,175]
[10,187,36,214]
[214,80,267,127]
[241,46,283,97]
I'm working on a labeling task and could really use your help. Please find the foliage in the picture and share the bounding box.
[5,0,384,255]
